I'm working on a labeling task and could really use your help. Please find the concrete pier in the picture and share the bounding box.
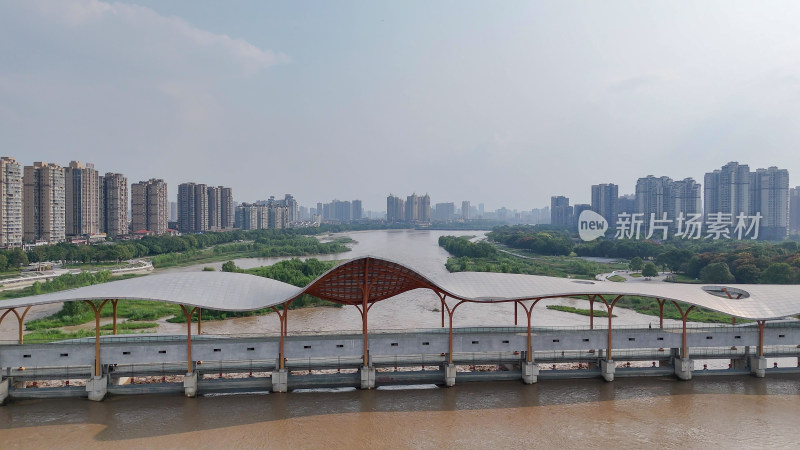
[183,372,198,397]
[0,378,8,405]
[674,358,693,380]
[444,364,456,387]
[600,360,615,382]
[360,366,376,389]
[86,376,108,402]
[271,369,288,393]
[749,356,767,378]
[522,362,539,384]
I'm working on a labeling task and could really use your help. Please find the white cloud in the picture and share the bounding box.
[24,0,287,74]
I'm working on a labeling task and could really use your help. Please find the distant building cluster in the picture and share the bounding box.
[386,193,431,223]
[0,156,176,247]
[551,161,794,240]
[234,195,296,230]
[177,182,234,233]
[312,199,363,222]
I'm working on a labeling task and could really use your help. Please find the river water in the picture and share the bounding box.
[2,230,800,447]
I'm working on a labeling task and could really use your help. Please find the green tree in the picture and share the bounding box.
[629,257,644,272]
[732,264,760,284]
[759,263,793,284]
[699,262,735,283]
[9,248,28,268]
[221,261,239,272]
[641,262,659,278]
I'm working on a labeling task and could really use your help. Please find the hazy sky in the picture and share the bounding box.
[2,1,800,211]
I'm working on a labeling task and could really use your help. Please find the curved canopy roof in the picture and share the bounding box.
[2,256,800,320]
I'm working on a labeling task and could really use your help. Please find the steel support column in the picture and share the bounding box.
[656,298,664,329]
[179,305,198,374]
[588,295,595,330]
[1,307,32,344]
[441,295,465,365]
[360,259,371,367]
[757,320,765,357]
[84,300,109,377]
[517,299,541,363]
[671,301,695,358]
[597,295,622,359]
[271,301,293,370]
[111,300,118,335]
[198,308,202,335]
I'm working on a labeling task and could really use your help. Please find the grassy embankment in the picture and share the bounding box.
[546,305,614,317]
[150,236,352,269]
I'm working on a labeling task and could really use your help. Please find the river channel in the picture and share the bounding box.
[2,230,799,447]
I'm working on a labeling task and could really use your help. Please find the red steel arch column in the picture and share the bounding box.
[516,299,542,362]
[440,295,465,365]
[597,295,623,359]
[84,300,109,377]
[670,301,695,358]
[179,305,199,374]
[271,300,294,370]
[111,300,119,335]
[0,307,31,344]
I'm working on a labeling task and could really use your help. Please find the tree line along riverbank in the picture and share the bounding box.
[438,234,767,324]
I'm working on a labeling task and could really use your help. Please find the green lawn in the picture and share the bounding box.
[546,305,615,318]
[607,275,626,282]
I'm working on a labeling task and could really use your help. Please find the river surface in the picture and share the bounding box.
[2,229,800,447]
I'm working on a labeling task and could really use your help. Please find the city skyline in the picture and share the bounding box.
[3,2,800,211]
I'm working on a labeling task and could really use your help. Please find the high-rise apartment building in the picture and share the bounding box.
[207,186,222,230]
[0,157,23,247]
[704,162,789,240]
[704,162,751,221]
[433,202,455,221]
[462,201,471,220]
[131,179,168,234]
[169,201,178,222]
[178,182,209,233]
[405,194,419,222]
[419,194,431,222]
[591,183,618,229]
[220,187,234,229]
[668,178,702,221]
[235,203,259,230]
[401,193,430,222]
[617,194,635,214]
[352,200,363,221]
[790,187,800,234]
[635,175,701,231]
[101,173,128,237]
[23,162,66,243]
[64,161,99,237]
[635,176,672,227]
[387,194,405,222]
[550,196,572,228]
[750,167,789,240]
[284,194,298,223]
